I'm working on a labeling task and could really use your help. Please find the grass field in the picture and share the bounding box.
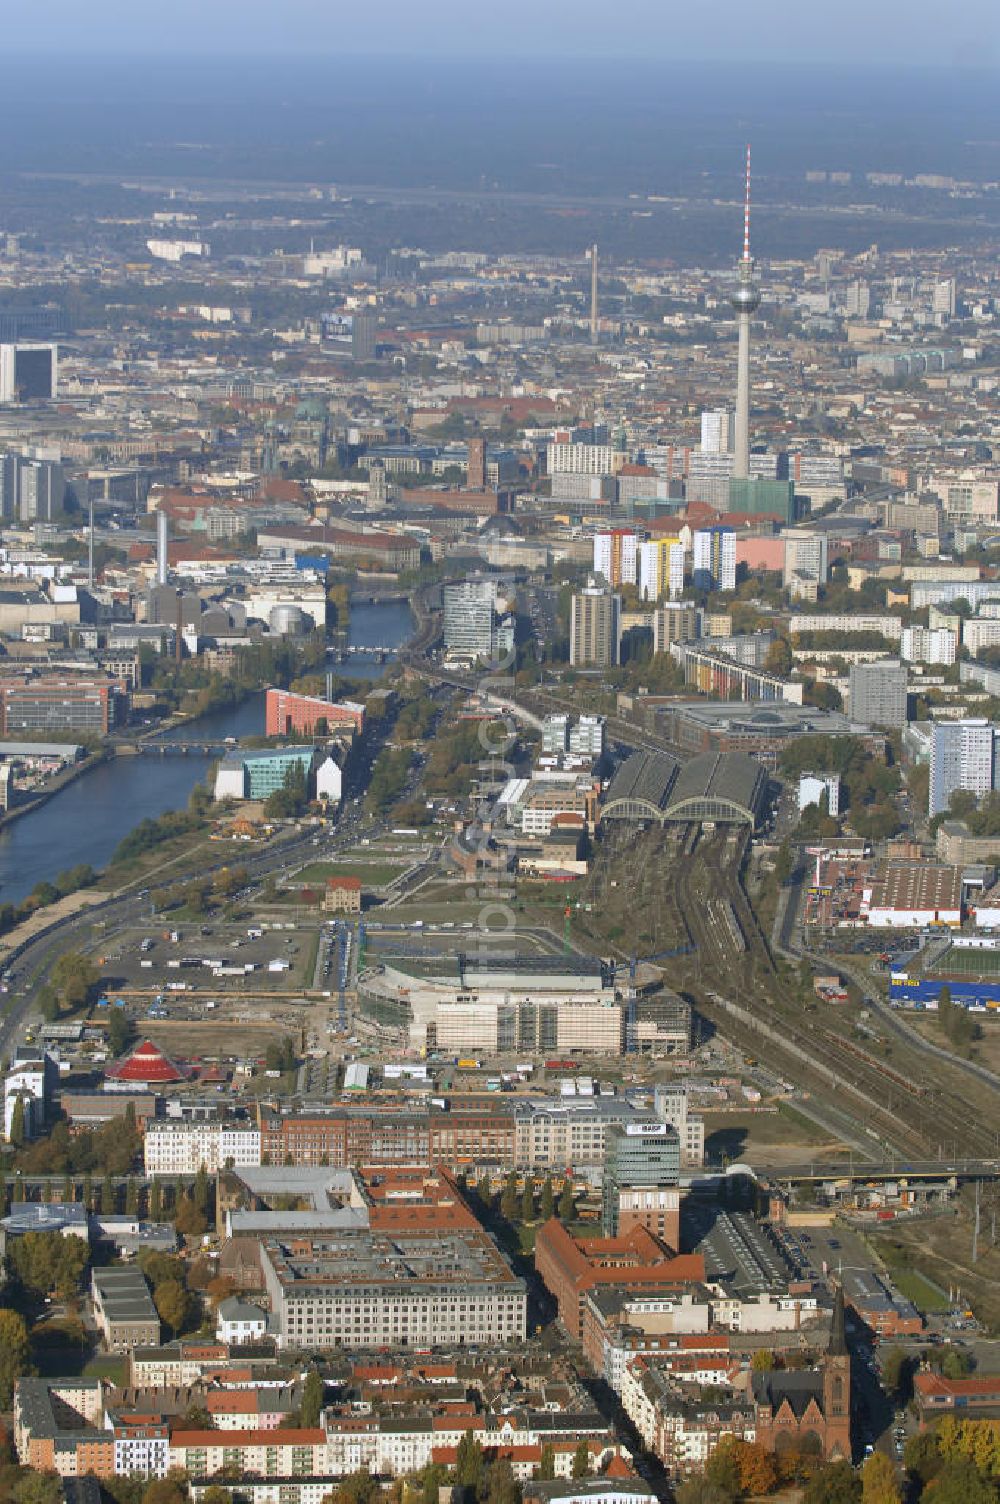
[296,862,408,886]
[928,945,1000,976]
[703,1104,840,1165]
[892,1269,950,1313]
[871,1188,1000,1333]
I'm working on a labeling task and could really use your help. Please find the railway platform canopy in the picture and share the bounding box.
[599,749,680,823]
[662,751,767,827]
[600,749,766,828]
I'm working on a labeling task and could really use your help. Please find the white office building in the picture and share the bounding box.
[144,1119,262,1175]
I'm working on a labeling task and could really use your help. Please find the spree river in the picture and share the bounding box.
[0,600,414,907]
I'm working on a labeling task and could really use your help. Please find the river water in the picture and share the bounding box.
[0,600,414,906]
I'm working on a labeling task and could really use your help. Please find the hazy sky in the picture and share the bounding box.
[4,0,997,66]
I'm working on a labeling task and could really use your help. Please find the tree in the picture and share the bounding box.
[751,1348,776,1372]
[487,1459,520,1504]
[520,1180,535,1223]
[571,1440,590,1479]
[154,1278,194,1336]
[12,1475,63,1504]
[802,1461,862,1504]
[455,1431,485,1496]
[141,1476,189,1504]
[537,1445,556,1481]
[774,841,793,885]
[8,1096,26,1149]
[50,952,99,1011]
[736,1441,779,1496]
[149,1180,163,1220]
[200,1490,232,1504]
[903,1430,943,1487]
[193,1163,212,1217]
[174,1193,208,1238]
[674,1482,733,1504]
[861,1452,901,1504]
[558,1178,575,1221]
[0,1308,32,1407]
[500,1172,518,1222]
[923,1459,998,1504]
[941,1348,974,1380]
[539,1177,555,1221]
[880,1346,912,1403]
[108,1007,132,1058]
[704,1438,740,1497]
[301,1368,325,1428]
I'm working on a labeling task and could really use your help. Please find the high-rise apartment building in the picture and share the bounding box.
[700,409,735,454]
[692,527,736,592]
[467,437,485,490]
[652,602,701,654]
[593,530,639,587]
[929,719,997,817]
[0,451,65,521]
[601,1122,681,1248]
[783,531,829,588]
[848,661,908,728]
[570,584,621,668]
[900,627,957,666]
[638,537,684,601]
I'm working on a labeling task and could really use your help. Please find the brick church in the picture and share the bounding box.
[752,1287,851,1462]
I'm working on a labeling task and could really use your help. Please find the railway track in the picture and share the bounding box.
[655,830,993,1159]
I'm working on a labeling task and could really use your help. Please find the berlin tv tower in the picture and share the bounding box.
[730,145,760,480]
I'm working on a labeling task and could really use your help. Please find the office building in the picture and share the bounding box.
[928,719,997,817]
[542,715,570,754]
[0,343,57,403]
[570,584,621,668]
[700,409,734,454]
[638,538,684,601]
[692,527,736,592]
[351,309,376,360]
[601,1122,681,1247]
[848,661,908,728]
[568,716,606,759]
[652,1083,705,1167]
[91,1268,161,1353]
[213,746,314,801]
[443,578,513,662]
[259,1174,526,1350]
[0,679,124,736]
[143,1119,262,1176]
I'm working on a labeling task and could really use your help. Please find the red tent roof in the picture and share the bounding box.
[106,1038,187,1084]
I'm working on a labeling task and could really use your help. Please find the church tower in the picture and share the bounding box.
[823,1285,852,1459]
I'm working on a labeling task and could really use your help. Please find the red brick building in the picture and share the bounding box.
[534,1220,705,1341]
[265,687,364,737]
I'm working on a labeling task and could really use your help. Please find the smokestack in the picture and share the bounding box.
[590,244,599,345]
[175,590,183,665]
[157,509,169,587]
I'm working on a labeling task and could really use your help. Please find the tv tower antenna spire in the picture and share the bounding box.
[743,143,752,262]
[730,142,760,480]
